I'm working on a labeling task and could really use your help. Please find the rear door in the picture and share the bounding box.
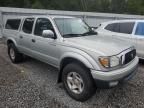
[134,21,144,58]
[18,17,35,55]
[3,19,21,40]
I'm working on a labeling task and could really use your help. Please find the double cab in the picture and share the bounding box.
[3,16,138,101]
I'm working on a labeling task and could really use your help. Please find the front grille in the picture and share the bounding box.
[124,49,136,65]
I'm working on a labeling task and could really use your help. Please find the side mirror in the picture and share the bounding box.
[42,30,55,39]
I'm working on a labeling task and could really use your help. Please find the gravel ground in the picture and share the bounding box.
[0,41,144,108]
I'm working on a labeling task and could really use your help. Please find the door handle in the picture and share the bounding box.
[32,39,36,43]
[19,35,23,39]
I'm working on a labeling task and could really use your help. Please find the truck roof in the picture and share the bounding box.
[5,15,75,20]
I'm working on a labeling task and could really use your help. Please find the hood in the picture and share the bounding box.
[64,35,133,56]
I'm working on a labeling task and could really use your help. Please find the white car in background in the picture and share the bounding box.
[96,20,144,59]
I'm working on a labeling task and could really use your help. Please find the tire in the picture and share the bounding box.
[62,62,96,102]
[8,43,23,63]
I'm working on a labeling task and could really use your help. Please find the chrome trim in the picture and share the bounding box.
[117,47,135,65]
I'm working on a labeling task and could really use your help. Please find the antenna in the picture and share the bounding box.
[80,0,87,11]
[80,0,87,23]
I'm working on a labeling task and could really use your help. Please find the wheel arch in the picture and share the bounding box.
[7,38,17,47]
[57,52,95,83]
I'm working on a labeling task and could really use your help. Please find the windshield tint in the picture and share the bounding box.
[54,18,96,37]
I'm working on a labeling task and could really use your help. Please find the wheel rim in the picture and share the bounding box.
[67,72,84,94]
[10,48,15,60]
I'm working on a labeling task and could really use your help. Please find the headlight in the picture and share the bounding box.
[110,56,120,67]
[99,56,120,68]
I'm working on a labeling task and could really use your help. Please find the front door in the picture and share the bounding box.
[31,18,60,67]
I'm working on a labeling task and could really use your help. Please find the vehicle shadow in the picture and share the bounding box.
[15,55,144,107]
[139,59,144,65]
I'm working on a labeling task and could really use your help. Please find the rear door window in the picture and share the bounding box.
[22,18,35,34]
[5,19,21,30]
[135,22,144,36]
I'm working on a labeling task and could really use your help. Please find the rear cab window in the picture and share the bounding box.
[5,19,21,30]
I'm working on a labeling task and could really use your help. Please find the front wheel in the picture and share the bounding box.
[62,62,96,102]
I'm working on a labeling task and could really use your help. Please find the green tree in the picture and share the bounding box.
[126,0,144,15]
[32,0,44,9]
[87,0,101,12]
[99,0,110,12]
[110,0,126,13]
[0,0,144,15]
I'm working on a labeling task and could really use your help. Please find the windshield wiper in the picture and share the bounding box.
[63,31,97,38]
[82,31,97,36]
[63,34,83,38]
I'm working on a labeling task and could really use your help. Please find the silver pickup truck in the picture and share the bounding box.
[3,15,138,101]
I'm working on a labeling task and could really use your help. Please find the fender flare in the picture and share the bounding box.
[7,37,17,47]
[58,52,100,82]
[60,52,94,69]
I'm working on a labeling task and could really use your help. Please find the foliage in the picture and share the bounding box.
[0,0,144,15]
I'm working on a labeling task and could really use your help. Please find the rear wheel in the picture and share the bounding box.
[8,43,23,63]
[62,62,96,102]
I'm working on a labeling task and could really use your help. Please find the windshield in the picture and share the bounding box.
[54,18,96,38]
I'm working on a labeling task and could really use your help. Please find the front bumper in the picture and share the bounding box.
[91,57,139,88]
